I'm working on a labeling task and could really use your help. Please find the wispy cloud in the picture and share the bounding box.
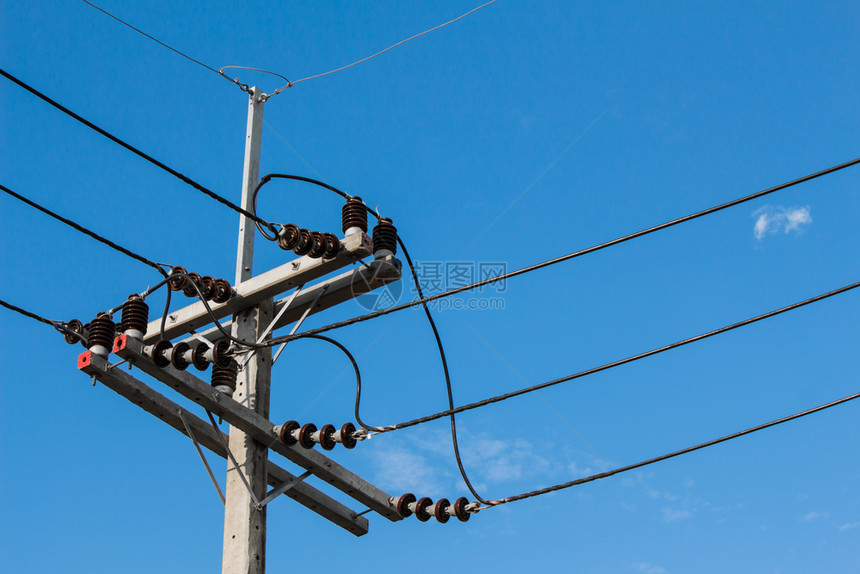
[369,440,445,495]
[638,562,667,574]
[753,205,812,240]
[662,507,692,522]
[802,511,829,522]
[839,521,860,532]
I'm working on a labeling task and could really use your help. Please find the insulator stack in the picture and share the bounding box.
[275,420,358,450]
[170,341,192,370]
[120,294,149,340]
[149,339,173,368]
[86,313,116,358]
[390,494,471,523]
[372,218,398,258]
[181,272,202,298]
[309,231,327,258]
[168,266,232,301]
[342,196,368,236]
[190,341,210,371]
[293,228,313,256]
[211,360,239,395]
[277,225,340,259]
[213,279,233,303]
[198,276,216,301]
[64,318,86,346]
[168,266,187,291]
[276,223,301,251]
[322,232,341,258]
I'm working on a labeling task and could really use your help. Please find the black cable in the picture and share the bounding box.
[484,388,860,507]
[251,173,487,500]
[0,68,273,229]
[268,155,860,344]
[0,297,86,343]
[366,279,860,434]
[0,182,169,277]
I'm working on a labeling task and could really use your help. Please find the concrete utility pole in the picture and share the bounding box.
[223,86,268,574]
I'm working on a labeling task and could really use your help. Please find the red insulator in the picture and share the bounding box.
[293,228,313,256]
[277,420,300,446]
[191,341,210,371]
[393,493,416,518]
[168,266,187,291]
[322,232,341,259]
[312,424,337,450]
[211,360,238,394]
[276,223,301,251]
[297,423,317,449]
[450,496,471,522]
[64,318,85,345]
[86,313,116,357]
[414,497,433,522]
[308,231,327,258]
[170,341,191,370]
[433,498,451,523]
[199,276,216,301]
[333,422,357,449]
[212,279,233,304]
[342,196,368,234]
[182,272,202,298]
[151,339,173,368]
[121,294,149,339]
[372,218,398,256]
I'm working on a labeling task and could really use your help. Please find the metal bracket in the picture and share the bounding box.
[258,469,313,508]
[239,284,304,369]
[272,284,329,365]
[179,409,226,504]
[205,410,262,509]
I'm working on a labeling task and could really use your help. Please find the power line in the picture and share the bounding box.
[0,68,273,229]
[482,388,860,507]
[78,0,246,92]
[366,279,860,433]
[266,0,501,97]
[269,155,860,344]
[0,297,84,342]
[0,182,168,276]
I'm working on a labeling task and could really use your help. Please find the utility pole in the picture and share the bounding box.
[223,86,268,574]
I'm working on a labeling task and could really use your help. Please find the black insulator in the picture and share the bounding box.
[433,498,451,523]
[121,294,149,338]
[322,232,341,259]
[277,420,300,446]
[342,196,368,233]
[333,422,357,449]
[372,218,398,256]
[298,423,317,449]
[313,424,337,450]
[151,339,173,368]
[191,342,210,371]
[276,223,300,251]
[293,228,313,256]
[212,279,233,304]
[211,360,238,394]
[171,341,191,370]
[182,272,202,297]
[86,313,116,355]
[308,231,327,258]
[414,497,433,522]
[451,496,471,522]
[209,337,232,369]
[64,318,84,345]
[393,493,417,518]
[168,266,187,291]
[199,276,216,301]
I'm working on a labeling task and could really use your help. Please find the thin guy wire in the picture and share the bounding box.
[268,155,860,344]
[0,183,169,277]
[484,389,860,507]
[79,0,246,92]
[366,279,860,433]
[0,68,273,228]
[268,0,500,96]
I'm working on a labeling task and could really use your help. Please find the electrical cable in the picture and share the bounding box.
[266,0,500,97]
[0,297,86,343]
[79,0,248,93]
[0,68,275,229]
[267,155,860,344]
[0,182,169,277]
[481,388,860,507]
[251,172,488,501]
[365,279,860,434]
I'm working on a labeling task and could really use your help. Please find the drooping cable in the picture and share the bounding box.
[0,297,86,343]
[481,389,860,507]
[364,279,860,433]
[268,155,860,344]
[0,68,274,229]
[0,182,169,277]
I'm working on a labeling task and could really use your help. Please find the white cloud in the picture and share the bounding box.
[370,441,445,495]
[662,508,692,522]
[802,511,829,522]
[638,562,667,574]
[753,205,812,240]
[838,521,860,532]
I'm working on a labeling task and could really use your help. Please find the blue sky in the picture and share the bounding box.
[1,1,859,572]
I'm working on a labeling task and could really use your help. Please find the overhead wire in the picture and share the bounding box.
[0,182,169,277]
[0,68,274,229]
[267,155,860,344]
[0,297,86,343]
[481,388,860,507]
